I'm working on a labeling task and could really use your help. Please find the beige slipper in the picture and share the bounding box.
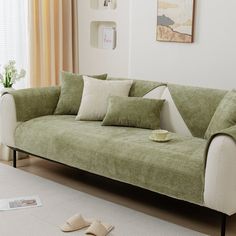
[85,220,114,236]
[60,214,91,232]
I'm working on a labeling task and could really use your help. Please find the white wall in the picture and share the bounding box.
[78,0,236,90]
[78,0,131,77]
[130,0,236,89]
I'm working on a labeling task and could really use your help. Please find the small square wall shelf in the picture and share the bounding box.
[90,0,117,10]
[90,21,117,50]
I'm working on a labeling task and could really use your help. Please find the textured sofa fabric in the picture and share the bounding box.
[205,90,236,139]
[108,79,227,138]
[206,125,236,150]
[15,115,206,204]
[3,80,236,215]
[9,87,60,122]
[168,84,227,138]
[102,96,165,129]
[107,77,166,97]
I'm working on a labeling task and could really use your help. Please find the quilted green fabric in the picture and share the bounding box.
[205,90,236,139]
[108,77,166,97]
[8,87,60,122]
[15,115,207,204]
[54,71,107,115]
[102,96,165,129]
[168,84,227,138]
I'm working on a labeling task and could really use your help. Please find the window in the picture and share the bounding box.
[0,0,28,89]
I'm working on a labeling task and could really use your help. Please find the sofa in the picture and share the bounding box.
[0,78,235,233]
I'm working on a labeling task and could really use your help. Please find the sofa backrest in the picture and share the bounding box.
[108,77,166,97]
[166,84,227,138]
[109,77,228,138]
[160,86,193,137]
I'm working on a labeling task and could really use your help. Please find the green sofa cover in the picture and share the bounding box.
[7,80,235,207]
[15,115,206,205]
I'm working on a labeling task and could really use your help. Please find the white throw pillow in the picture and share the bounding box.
[76,76,133,121]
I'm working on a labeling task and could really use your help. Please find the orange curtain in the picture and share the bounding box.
[28,0,79,87]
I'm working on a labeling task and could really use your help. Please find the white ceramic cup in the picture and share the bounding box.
[152,129,169,140]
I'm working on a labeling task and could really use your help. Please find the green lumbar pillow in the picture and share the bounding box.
[54,71,107,115]
[102,96,165,130]
[205,89,236,139]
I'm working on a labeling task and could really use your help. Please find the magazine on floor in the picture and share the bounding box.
[0,195,42,211]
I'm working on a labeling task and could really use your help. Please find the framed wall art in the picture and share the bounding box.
[157,0,195,43]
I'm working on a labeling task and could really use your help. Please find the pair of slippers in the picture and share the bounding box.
[60,214,114,236]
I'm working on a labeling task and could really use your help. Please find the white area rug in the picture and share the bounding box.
[0,164,206,236]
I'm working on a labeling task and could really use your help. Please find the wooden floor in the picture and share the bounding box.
[1,156,236,236]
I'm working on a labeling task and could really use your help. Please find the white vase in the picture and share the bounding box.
[0,87,15,95]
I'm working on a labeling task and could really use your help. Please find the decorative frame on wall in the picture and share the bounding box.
[157,0,195,43]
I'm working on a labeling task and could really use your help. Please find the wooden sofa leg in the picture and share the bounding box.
[13,150,17,168]
[221,213,227,236]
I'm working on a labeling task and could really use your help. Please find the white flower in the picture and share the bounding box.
[15,69,26,80]
[0,60,26,87]
[9,60,16,66]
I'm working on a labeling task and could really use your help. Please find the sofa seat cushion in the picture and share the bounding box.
[15,115,207,204]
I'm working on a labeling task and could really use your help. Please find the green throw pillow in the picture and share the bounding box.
[102,96,165,130]
[205,90,236,139]
[54,71,107,115]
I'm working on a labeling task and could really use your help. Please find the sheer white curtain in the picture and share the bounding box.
[0,0,28,89]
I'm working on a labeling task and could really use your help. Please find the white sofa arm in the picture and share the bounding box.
[204,135,236,215]
[0,94,18,148]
